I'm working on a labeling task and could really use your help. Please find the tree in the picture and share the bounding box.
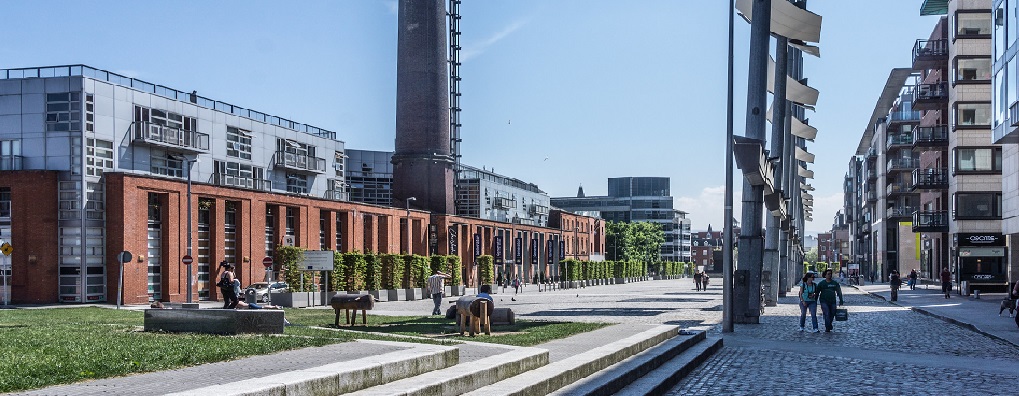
[605,221,665,264]
[804,247,818,270]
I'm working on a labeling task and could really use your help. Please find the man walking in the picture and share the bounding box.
[816,269,844,332]
[427,269,450,315]
[940,267,952,299]
[889,270,902,302]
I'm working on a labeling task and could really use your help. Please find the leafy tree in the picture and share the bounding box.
[805,247,818,269]
[606,221,665,265]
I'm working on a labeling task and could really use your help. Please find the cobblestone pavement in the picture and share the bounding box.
[667,282,1019,396]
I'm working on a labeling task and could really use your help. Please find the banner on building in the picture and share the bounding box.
[530,240,539,264]
[448,226,459,255]
[546,239,554,263]
[559,241,566,260]
[473,233,481,258]
[428,224,438,255]
[494,235,504,265]
[515,237,522,262]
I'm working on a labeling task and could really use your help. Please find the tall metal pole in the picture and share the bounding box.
[722,0,736,333]
[763,36,788,307]
[185,158,195,303]
[406,197,416,254]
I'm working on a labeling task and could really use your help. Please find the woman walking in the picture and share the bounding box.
[798,273,819,332]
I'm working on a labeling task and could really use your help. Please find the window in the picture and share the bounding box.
[226,127,252,160]
[46,92,80,132]
[0,140,21,170]
[952,102,991,128]
[955,147,1002,172]
[85,138,114,177]
[286,173,308,194]
[994,4,1005,59]
[150,150,184,178]
[953,57,991,83]
[955,11,991,37]
[0,188,10,220]
[954,192,1001,219]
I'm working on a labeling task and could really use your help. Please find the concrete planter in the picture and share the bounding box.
[404,288,421,301]
[273,292,314,308]
[446,285,465,296]
[368,290,382,301]
[615,278,627,284]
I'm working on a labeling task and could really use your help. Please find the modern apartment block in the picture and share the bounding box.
[991,0,1019,290]
[550,177,692,263]
[0,65,604,304]
[843,0,1010,293]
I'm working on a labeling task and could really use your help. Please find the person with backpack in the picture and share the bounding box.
[907,269,918,290]
[816,269,844,332]
[693,271,703,291]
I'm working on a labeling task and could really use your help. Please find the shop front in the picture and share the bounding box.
[956,233,1009,294]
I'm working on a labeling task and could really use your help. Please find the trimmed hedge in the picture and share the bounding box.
[477,255,495,285]
[279,245,314,291]
[446,255,463,287]
[402,254,428,288]
[380,254,405,290]
[363,253,382,292]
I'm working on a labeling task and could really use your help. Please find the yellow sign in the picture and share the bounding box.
[0,242,11,256]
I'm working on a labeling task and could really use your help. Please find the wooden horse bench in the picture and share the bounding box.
[455,295,494,336]
[330,294,375,327]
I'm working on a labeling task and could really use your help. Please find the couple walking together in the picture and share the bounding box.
[799,269,844,333]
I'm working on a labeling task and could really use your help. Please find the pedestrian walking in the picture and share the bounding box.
[1013,281,1019,329]
[512,276,521,295]
[940,267,952,299]
[798,272,819,332]
[908,269,918,290]
[816,269,844,332]
[693,271,703,291]
[218,262,239,309]
[702,273,710,289]
[427,269,450,315]
[889,270,902,302]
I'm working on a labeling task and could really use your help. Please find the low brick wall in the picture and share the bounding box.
[144,309,285,334]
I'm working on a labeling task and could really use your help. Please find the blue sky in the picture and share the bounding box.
[0,1,941,232]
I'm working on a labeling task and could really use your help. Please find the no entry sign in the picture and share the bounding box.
[262,256,274,268]
[181,255,193,265]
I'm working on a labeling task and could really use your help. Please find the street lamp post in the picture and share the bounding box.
[406,197,417,254]
[183,156,198,304]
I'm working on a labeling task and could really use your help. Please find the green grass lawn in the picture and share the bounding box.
[0,307,605,393]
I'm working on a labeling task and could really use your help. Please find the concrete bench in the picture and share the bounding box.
[330,294,375,327]
[143,309,285,334]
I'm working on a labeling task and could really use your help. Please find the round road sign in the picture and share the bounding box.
[262,256,273,268]
[181,255,193,265]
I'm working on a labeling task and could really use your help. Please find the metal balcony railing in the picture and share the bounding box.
[886,182,912,195]
[911,168,949,190]
[887,158,918,172]
[912,39,948,66]
[887,206,918,218]
[913,82,949,104]
[325,189,348,201]
[212,173,271,191]
[912,211,948,232]
[866,191,877,202]
[913,125,949,147]
[886,133,914,148]
[274,151,326,173]
[134,122,209,152]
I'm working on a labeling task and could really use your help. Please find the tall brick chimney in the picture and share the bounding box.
[392,0,455,214]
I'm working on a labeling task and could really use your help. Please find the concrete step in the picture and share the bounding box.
[163,340,459,396]
[613,336,724,396]
[347,343,549,396]
[549,330,712,396]
[461,325,680,396]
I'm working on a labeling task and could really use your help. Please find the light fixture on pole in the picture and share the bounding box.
[406,197,417,254]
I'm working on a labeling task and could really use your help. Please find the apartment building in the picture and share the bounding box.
[991,0,1019,290]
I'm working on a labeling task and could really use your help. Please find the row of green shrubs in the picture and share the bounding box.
[277,246,465,292]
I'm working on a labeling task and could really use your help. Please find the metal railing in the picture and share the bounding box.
[0,65,338,140]
[887,158,918,171]
[325,190,349,201]
[912,211,948,231]
[914,125,949,146]
[134,122,209,151]
[886,133,913,147]
[911,168,949,189]
[886,182,911,195]
[274,151,326,173]
[912,39,948,61]
[914,82,948,102]
[887,206,918,218]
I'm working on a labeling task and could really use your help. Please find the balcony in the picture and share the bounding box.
[912,82,948,110]
[0,155,22,170]
[886,133,914,148]
[912,211,948,232]
[887,206,917,219]
[887,158,918,173]
[213,173,271,191]
[1010,101,1019,128]
[913,125,949,148]
[911,168,948,191]
[912,39,948,70]
[529,204,550,216]
[866,169,877,180]
[866,147,877,159]
[133,122,210,153]
[324,189,348,201]
[866,190,877,202]
[274,151,326,174]
[492,196,515,210]
[886,182,912,196]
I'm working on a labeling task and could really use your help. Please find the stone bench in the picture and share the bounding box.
[330,293,375,327]
[143,309,285,334]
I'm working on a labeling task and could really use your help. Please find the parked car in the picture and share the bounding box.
[243,282,289,302]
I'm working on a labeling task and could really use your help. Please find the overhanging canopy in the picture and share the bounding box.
[769,56,819,108]
[795,146,815,163]
[736,0,822,43]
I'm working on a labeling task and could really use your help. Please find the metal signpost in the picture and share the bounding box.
[262,256,273,303]
[1,240,11,306]
[117,251,132,309]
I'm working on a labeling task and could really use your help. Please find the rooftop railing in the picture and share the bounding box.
[0,65,338,141]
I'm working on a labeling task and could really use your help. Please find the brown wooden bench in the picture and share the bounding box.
[330,294,375,327]
[455,295,494,336]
